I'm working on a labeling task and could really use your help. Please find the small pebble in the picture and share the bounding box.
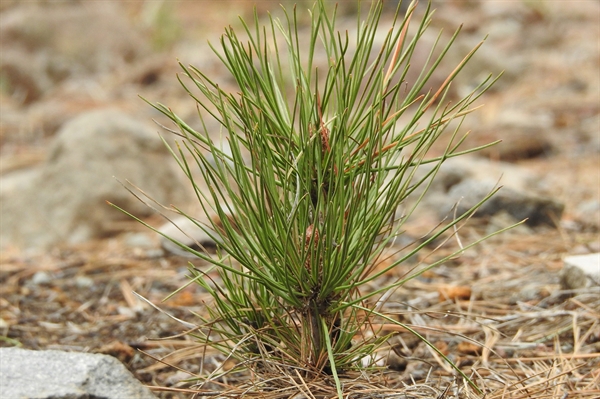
[117,306,137,318]
[561,253,600,289]
[75,276,94,288]
[31,271,51,285]
[165,370,190,387]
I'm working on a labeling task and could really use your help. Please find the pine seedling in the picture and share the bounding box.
[126,0,506,396]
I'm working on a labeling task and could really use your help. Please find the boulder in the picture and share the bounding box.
[0,109,187,250]
[0,3,149,76]
[445,178,564,226]
[0,48,53,104]
[476,127,554,162]
[0,347,157,399]
[412,155,564,227]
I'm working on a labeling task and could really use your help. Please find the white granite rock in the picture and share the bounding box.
[0,347,157,399]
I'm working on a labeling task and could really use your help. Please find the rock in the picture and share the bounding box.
[414,156,564,227]
[0,347,157,399]
[494,107,554,131]
[0,168,39,199]
[0,109,188,250]
[158,215,223,257]
[486,211,533,235]
[477,127,554,162]
[419,155,540,196]
[446,179,564,227]
[164,370,191,387]
[30,271,52,286]
[573,200,600,229]
[75,276,94,288]
[560,253,600,289]
[453,37,524,96]
[0,48,53,104]
[0,3,149,76]
[578,115,600,154]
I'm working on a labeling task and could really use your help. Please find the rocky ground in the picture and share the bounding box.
[1,1,599,398]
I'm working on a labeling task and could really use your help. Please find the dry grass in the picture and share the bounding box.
[8,218,596,398]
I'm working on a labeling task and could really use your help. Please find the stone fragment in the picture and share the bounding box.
[0,347,157,399]
[573,200,600,229]
[560,253,600,289]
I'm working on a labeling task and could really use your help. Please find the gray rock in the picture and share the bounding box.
[415,155,540,198]
[0,168,40,199]
[413,156,564,227]
[75,276,94,288]
[561,253,600,289]
[0,48,53,104]
[486,210,533,236]
[477,127,554,162]
[30,271,52,286]
[0,3,149,76]
[574,200,600,228]
[0,109,187,250]
[446,178,564,227]
[494,107,554,131]
[0,347,157,399]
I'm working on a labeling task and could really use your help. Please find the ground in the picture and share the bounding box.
[1,1,599,398]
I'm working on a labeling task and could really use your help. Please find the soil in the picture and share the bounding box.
[1,1,599,398]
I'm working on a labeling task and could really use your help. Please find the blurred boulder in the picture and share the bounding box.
[0,2,149,97]
[477,127,554,162]
[445,178,564,227]
[0,48,53,104]
[0,109,187,250]
[573,200,600,229]
[413,156,564,227]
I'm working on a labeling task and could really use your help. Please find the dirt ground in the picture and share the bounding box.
[1,1,599,398]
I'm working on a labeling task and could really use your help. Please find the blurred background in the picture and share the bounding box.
[1,0,598,251]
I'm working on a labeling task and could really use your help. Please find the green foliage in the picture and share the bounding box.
[130,0,504,395]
